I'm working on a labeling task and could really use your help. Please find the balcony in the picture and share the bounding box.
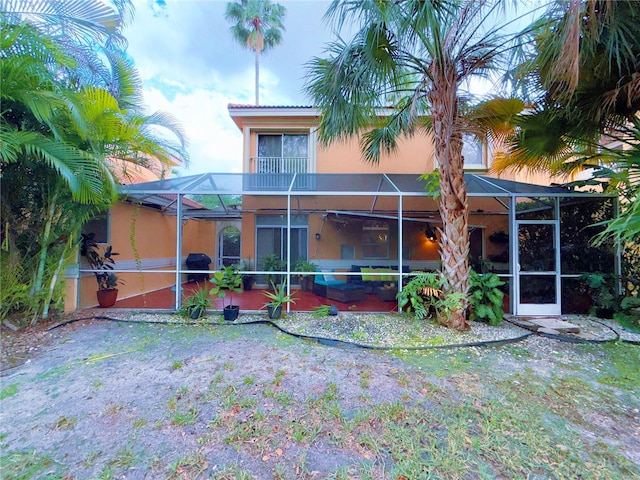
[247,157,313,190]
[252,156,309,174]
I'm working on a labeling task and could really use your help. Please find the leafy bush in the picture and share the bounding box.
[468,270,505,325]
[579,273,621,318]
[397,272,465,324]
[0,253,32,324]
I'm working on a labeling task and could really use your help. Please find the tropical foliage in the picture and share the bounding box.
[305,0,523,330]
[0,2,188,324]
[225,0,286,105]
[497,0,640,244]
[396,273,465,326]
[467,270,504,325]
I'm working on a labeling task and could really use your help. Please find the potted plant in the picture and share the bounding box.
[182,287,212,320]
[84,235,121,308]
[262,280,296,319]
[294,258,317,291]
[238,259,255,291]
[210,266,243,321]
[262,253,284,286]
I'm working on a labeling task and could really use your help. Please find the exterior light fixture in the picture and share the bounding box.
[315,233,321,241]
[425,225,437,242]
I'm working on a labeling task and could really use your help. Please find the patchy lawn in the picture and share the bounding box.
[1,315,638,479]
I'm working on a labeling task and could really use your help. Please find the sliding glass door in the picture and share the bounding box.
[255,215,308,284]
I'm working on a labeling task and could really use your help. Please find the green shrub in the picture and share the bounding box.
[468,270,505,325]
[397,272,465,324]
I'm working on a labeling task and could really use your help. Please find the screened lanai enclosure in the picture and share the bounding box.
[76,173,619,316]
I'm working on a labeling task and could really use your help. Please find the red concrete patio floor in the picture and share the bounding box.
[111,282,399,314]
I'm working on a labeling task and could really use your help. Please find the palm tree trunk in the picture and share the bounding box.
[32,190,59,297]
[430,75,470,331]
[255,48,260,105]
[40,234,73,321]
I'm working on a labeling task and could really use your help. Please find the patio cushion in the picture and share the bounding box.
[361,267,373,281]
[321,270,337,282]
[314,270,345,287]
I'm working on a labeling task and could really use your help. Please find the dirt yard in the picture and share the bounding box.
[1,316,639,479]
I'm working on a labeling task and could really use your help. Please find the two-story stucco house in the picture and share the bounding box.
[67,105,618,317]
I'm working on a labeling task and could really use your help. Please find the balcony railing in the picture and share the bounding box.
[246,156,313,190]
[253,156,309,174]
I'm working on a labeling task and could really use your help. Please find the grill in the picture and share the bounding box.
[185,253,211,283]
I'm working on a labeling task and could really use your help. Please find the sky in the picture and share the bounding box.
[123,0,334,175]
[122,0,540,177]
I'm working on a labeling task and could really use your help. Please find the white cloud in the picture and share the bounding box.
[124,0,332,175]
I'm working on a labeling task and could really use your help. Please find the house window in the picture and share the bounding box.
[362,221,389,259]
[257,134,309,173]
[82,212,109,244]
[462,133,486,169]
[218,226,241,268]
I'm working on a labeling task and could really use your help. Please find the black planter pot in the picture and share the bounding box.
[189,307,204,320]
[267,305,282,319]
[243,278,254,291]
[300,276,313,292]
[223,305,240,321]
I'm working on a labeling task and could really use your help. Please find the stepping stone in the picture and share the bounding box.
[528,318,580,334]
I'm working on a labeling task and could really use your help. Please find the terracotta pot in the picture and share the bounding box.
[97,289,118,308]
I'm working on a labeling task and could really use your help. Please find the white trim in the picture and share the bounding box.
[515,211,561,315]
[229,106,320,118]
[78,257,181,278]
[243,126,250,172]
[313,260,440,271]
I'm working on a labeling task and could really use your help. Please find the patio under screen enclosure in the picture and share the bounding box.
[82,173,619,316]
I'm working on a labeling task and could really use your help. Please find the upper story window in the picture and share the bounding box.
[462,133,487,170]
[257,134,309,174]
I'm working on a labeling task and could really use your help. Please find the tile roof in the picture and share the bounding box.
[227,103,314,109]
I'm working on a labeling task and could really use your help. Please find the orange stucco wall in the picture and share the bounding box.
[244,120,435,174]
[316,134,435,174]
[235,108,572,187]
[77,203,218,309]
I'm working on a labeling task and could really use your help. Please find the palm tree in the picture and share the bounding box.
[0,20,116,203]
[305,0,522,330]
[495,0,640,244]
[225,0,286,105]
[1,0,134,98]
[496,0,640,173]
[0,11,188,322]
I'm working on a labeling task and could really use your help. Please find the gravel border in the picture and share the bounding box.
[65,309,532,349]
[56,309,638,349]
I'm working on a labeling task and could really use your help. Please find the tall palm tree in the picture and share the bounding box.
[305,0,521,330]
[225,0,286,105]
